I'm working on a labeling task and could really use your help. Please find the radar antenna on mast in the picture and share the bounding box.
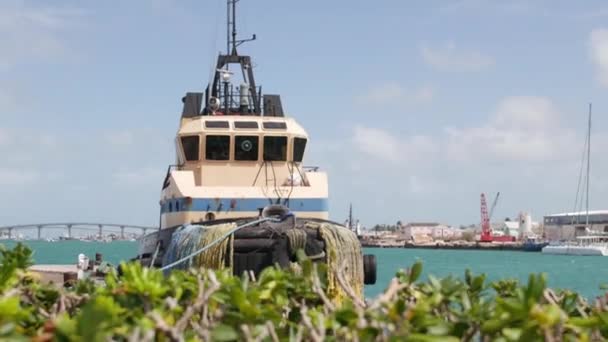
[181,0,284,117]
[227,0,256,56]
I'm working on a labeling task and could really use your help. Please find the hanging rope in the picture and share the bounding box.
[285,228,307,255]
[305,221,365,303]
[161,217,280,271]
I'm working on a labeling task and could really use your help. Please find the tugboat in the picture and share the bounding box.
[135,0,375,301]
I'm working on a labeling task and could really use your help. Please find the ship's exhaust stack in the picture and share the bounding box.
[239,83,250,112]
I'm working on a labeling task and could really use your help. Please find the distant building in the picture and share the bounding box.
[402,222,461,242]
[494,221,520,237]
[544,210,608,241]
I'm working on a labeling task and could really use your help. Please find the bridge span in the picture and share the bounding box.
[0,223,158,240]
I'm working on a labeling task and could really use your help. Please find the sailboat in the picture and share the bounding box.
[542,104,608,256]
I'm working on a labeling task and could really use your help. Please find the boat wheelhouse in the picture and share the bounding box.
[161,114,329,228]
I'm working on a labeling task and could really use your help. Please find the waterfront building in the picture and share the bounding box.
[493,221,520,237]
[402,222,461,242]
[543,210,608,241]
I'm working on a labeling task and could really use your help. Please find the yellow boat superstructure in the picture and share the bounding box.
[160,115,329,229]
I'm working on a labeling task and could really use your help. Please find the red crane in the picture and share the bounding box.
[479,192,515,243]
[480,193,492,242]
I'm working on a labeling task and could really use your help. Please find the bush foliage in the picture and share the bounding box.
[1,243,607,341]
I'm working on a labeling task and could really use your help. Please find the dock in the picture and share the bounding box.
[29,264,79,285]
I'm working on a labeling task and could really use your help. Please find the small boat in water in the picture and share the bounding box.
[134,0,375,301]
[542,235,608,256]
[522,237,549,252]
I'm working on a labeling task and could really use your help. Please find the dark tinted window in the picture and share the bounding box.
[264,136,287,161]
[234,121,259,129]
[293,138,307,162]
[263,122,287,129]
[205,121,229,128]
[235,136,259,161]
[181,135,200,161]
[206,135,230,160]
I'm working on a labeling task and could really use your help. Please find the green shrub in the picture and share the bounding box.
[0,243,607,341]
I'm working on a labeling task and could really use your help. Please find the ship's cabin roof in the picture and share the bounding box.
[175,116,308,165]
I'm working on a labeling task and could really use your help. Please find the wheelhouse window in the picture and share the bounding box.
[206,135,230,160]
[293,138,307,162]
[205,121,229,128]
[234,121,259,129]
[263,136,287,161]
[181,135,200,161]
[235,136,259,161]
[263,122,287,129]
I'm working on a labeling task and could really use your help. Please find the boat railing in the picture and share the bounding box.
[214,85,284,117]
[162,164,180,189]
[218,84,262,114]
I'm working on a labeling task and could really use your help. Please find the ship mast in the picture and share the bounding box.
[226,0,255,56]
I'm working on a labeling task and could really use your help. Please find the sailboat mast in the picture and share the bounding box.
[586,103,592,228]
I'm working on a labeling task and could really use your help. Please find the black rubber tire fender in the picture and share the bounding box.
[363,254,377,285]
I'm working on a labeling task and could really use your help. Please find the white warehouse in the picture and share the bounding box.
[543,210,608,241]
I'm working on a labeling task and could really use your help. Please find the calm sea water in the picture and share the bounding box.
[3,241,608,299]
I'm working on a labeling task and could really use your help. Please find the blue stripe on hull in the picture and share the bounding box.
[160,197,328,214]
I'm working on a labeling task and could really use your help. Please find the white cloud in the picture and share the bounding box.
[112,167,163,186]
[0,168,39,186]
[0,1,83,69]
[421,42,494,72]
[0,88,13,110]
[412,86,434,103]
[353,125,402,163]
[356,83,434,106]
[438,0,534,16]
[352,97,578,165]
[352,125,437,164]
[590,28,608,87]
[0,128,11,146]
[445,96,576,162]
[105,130,135,146]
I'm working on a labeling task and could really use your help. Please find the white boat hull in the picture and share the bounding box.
[541,245,608,256]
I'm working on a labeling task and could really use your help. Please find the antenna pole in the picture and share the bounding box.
[586,103,591,228]
[225,0,255,56]
[226,0,230,55]
[232,0,237,55]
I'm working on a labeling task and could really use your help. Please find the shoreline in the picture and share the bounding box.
[361,241,526,251]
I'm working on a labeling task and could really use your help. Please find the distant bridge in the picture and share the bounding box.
[0,223,158,240]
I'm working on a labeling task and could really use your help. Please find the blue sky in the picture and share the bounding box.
[1,0,608,227]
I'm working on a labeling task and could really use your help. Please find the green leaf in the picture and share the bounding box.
[211,324,239,341]
[407,334,459,342]
[409,261,423,284]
